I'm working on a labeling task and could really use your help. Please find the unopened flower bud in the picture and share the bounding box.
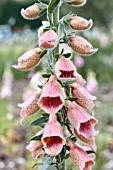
[39,30,58,49]
[71,0,87,7]
[13,48,42,70]
[21,3,41,20]
[70,35,98,56]
[68,16,93,31]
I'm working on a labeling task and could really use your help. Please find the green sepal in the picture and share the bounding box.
[42,73,51,78]
[37,85,43,89]
[65,79,76,84]
[63,53,71,58]
[30,116,49,127]
[66,97,77,101]
[39,50,47,58]
[30,134,43,141]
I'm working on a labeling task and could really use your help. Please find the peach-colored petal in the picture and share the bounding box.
[68,16,93,31]
[39,30,58,49]
[71,83,96,112]
[18,91,40,124]
[12,48,42,70]
[71,0,87,7]
[55,55,77,82]
[38,75,64,113]
[21,3,41,20]
[67,101,98,150]
[32,148,44,159]
[76,72,86,86]
[69,140,95,170]
[26,141,43,152]
[42,114,66,156]
[70,35,98,56]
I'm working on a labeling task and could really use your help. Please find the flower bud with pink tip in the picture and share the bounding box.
[67,101,98,150]
[71,0,87,7]
[26,130,44,159]
[68,16,93,31]
[71,83,96,112]
[39,30,58,49]
[42,114,66,156]
[55,55,77,82]
[18,91,40,124]
[21,3,41,20]
[70,35,98,56]
[38,75,64,114]
[13,48,42,70]
[69,140,95,170]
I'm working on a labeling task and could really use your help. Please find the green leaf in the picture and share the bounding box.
[39,50,47,58]
[63,53,71,58]
[30,134,43,141]
[30,116,49,127]
[40,157,53,170]
[42,73,51,78]
[48,0,60,14]
[37,85,43,89]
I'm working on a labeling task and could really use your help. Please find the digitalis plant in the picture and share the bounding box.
[13,0,98,169]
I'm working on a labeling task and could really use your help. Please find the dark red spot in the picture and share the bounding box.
[60,70,76,78]
[44,136,62,147]
[42,96,63,108]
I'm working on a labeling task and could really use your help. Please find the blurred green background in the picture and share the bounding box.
[0,0,113,170]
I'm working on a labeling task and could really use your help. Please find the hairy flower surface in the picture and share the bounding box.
[38,75,64,113]
[26,130,43,159]
[21,3,41,20]
[68,16,93,31]
[67,101,98,150]
[70,35,98,56]
[71,83,96,112]
[69,140,95,170]
[18,91,40,124]
[55,55,77,82]
[76,72,86,86]
[39,30,58,49]
[13,48,42,70]
[42,114,66,156]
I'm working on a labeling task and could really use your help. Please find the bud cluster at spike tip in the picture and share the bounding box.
[13,0,99,169]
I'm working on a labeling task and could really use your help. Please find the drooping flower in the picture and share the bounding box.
[68,16,93,31]
[38,75,64,114]
[18,91,40,124]
[42,113,66,156]
[76,72,86,86]
[69,140,95,170]
[39,30,58,49]
[21,3,41,20]
[70,35,98,56]
[55,55,77,82]
[71,83,96,112]
[12,48,42,70]
[66,101,98,150]
[26,130,44,159]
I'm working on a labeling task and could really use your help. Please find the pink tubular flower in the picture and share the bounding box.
[26,130,44,159]
[38,75,64,114]
[39,30,58,49]
[42,113,66,156]
[21,3,41,20]
[69,140,95,170]
[18,91,40,124]
[70,35,98,56]
[55,55,77,82]
[68,16,93,31]
[12,48,42,70]
[76,72,86,86]
[67,101,98,150]
[71,83,96,112]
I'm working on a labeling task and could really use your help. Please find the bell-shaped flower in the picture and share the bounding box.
[39,30,58,49]
[59,43,72,54]
[70,0,87,7]
[67,101,98,150]
[21,3,41,20]
[69,140,95,170]
[55,55,77,82]
[70,35,98,56]
[26,130,44,159]
[68,16,93,31]
[12,48,42,70]
[71,83,96,112]
[38,75,64,113]
[18,91,40,124]
[42,113,66,156]
[76,72,86,86]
